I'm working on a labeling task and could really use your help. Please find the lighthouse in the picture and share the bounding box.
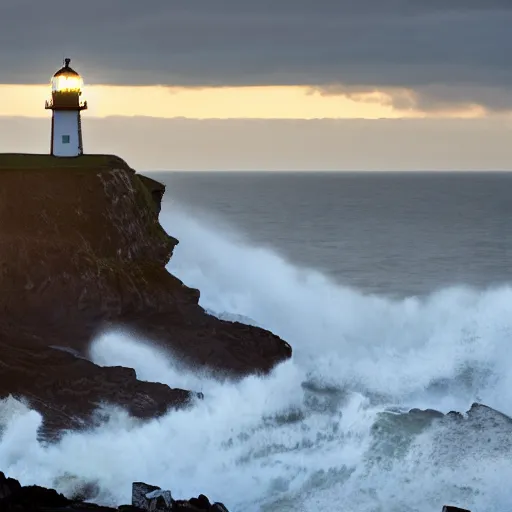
[45,58,87,157]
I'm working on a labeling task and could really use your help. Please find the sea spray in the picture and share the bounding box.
[164,203,512,415]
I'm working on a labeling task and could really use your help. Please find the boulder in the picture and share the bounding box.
[132,482,172,511]
[188,494,210,509]
[132,482,230,512]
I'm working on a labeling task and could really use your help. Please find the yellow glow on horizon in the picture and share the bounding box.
[0,84,488,120]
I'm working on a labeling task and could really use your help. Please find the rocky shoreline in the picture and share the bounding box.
[0,472,230,511]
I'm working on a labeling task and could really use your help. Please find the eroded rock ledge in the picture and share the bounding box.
[0,154,292,437]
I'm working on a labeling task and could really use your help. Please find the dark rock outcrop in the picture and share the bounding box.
[132,481,229,512]
[0,472,21,500]
[0,473,230,512]
[0,339,195,439]
[0,154,292,437]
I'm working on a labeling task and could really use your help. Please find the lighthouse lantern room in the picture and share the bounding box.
[45,58,88,157]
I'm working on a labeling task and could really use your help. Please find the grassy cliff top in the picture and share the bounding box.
[0,154,132,171]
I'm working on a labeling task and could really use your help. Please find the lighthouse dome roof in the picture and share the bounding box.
[53,58,80,78]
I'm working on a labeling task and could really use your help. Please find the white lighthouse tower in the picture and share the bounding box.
[45,58,87,157]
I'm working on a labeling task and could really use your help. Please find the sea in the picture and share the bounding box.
[2,171,512,512]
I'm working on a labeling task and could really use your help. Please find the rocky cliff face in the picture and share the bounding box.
[0,154,291,437]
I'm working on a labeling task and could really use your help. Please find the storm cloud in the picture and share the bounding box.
[1,0,512,108]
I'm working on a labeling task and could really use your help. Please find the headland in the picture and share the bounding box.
[0,153,292,438]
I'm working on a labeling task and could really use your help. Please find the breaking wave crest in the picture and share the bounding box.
[2,204,512,512]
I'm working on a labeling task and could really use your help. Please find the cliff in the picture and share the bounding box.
[0,154,292,437]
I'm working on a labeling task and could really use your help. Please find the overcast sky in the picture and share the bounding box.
[1,1,511,170]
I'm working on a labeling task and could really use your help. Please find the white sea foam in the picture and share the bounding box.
[2,204,512,511]
[164,204,512,415]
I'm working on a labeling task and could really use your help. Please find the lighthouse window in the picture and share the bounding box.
[62,135,70,144]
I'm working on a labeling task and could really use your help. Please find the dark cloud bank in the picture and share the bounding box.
[1,1,512,109]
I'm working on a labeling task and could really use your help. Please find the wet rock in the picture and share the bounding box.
[0,340,195,441]
[0,472,21,500]
[210,504,229,512]
[0,483,70,510]
[53,473,101,502]
[408,408,444,419]
[188,494,210,509]
[446,411,464,420]
[146,489,173,511]
[0,474,230,512]
[442,506,471,512]
[132,482,172,511]
[132,482,232,512]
